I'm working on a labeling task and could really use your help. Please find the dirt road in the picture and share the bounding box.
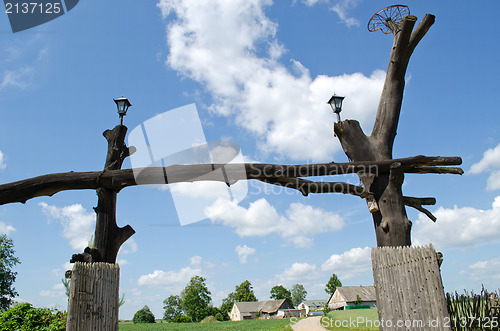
[291,316,328,330]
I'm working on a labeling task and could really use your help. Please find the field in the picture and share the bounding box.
[321,309,380,331]
[119,319,292,330]
[119,309,381,330]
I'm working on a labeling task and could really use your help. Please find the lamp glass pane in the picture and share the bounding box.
[335,98,343,110]
[117,101,126,114]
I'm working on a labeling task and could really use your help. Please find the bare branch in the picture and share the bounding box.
[404,166,464,175]
[0,155,462,206]
[403,196,437,222]
[371,15,417,157]
[408,14,436,56]
[258,177,369,197]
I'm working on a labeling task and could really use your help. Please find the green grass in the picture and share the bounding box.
[119,319,292,330]
[321,309,379,331]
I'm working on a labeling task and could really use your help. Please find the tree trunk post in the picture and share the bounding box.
[334,14,435,247]
[67,125,135,330]
[94,125,135,263]
[66,262,120,331]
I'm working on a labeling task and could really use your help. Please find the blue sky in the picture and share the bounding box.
[1,0,500,320]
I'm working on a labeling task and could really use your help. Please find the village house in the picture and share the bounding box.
[327,286,377,310]
[297,299,328,315]
[230,299,300,321]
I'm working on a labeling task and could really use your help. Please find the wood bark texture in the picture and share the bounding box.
[66,262,120,331]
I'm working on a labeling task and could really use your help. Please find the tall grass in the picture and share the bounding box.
[119,318,292,330]
[446,287,500,331]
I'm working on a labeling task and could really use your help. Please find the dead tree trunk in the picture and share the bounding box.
[67,126,135,331]
[335,14,435,247]
[93,125,135,263]
[70,125,135,263]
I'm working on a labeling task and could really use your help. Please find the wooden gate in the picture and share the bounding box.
[372,245,450,330]
[66,262,120,331]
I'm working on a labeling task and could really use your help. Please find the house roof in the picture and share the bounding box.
[233,301,263,314]
[260,299,288,313]
[333,286,376,302]
[233,299,291,314]
[301,299,327,307]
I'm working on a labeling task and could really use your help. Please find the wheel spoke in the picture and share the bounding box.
[368,5,410,34]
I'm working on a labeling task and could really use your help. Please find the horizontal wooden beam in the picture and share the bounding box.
[0,155,462,205]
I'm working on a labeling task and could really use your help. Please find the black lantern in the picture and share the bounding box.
[327,94,345,122]
[114,96,132,125]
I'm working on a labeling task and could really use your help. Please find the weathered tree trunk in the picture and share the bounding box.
[93,125,135,263]
[66,263,120,331]
[335,14,435,247]
[66,126,134,331]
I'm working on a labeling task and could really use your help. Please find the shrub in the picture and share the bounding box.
[172,315,191,323]
[132,305,155,324]
[0,302,66,331]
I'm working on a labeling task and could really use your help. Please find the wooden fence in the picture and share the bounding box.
[372,245,451,331]
[66,262,120,331]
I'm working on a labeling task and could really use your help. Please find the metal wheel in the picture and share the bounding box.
[367,5,410,34]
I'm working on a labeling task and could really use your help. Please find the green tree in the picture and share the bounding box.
[133,305,155,323]
[270,285,292,302]
[220,280,258,321]
[219,292,235,321]
[163,294,183,321]
[0,235,20,311]
[325,274,342,296]
[181,275,212,322]
[354,294,362,305]
[291,284,307,307]
[234,280,257,302]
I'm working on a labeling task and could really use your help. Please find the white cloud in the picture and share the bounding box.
[119,238,138,255]
[0,150,6,170]
[205,198,344,247]
[0,66,36,89]
[321,247,371,280]
[412,196,500,249]
[469,143,500,174]
[276,262,322,286]
[39,203,95,251]
[486,170,500,191]
[158,0,384,161]
[39,283,65,298]
[235,244,256,264]
[330,0,360,27]
[469,257,500,281]
[1,44,48,90]
[117,259,129,266]
[137,256,204,291]
[469,143,500,191]
[0,221,16,235]
[170,181,239,199]
[301,0,325,6]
